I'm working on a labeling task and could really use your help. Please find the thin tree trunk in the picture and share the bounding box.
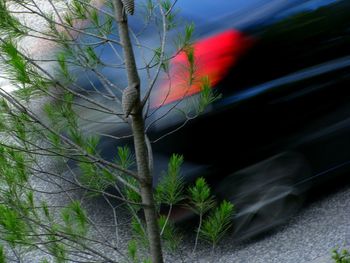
[132,113,164,263]
[113,1,164,262]
[193,213,202,253]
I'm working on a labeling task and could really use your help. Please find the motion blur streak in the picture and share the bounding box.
[152,30,255,107]
[68,0,350,239]
[219,56,350,107]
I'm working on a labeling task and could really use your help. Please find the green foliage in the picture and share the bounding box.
[47,132,61,149]
[0,147,28,196]
[176,23,194,49]
[131,217,148,247]
[127,239,139,263]
[0,205,28,246]
[89,9,99,27]
[333,248,350,263]
[26,191,39,219]
[0,245,6,263]
[84,135,100,155]
[154,47,169,72]
[57,52,73,82]
[40,201,52,221]
[184,45,195,86]
[57,52,68,76]
[78,162,115,194]
[124,178,142,211]
[156,154,184,205]
[44,93,76,130]
[158,215,181,252]
[116,146,142,210]
[101,15,113,35]
[0,100,8,131]
[0,0,26,37]
[14,75,51,100]
[12,113,27,141]
[188,177,215,216]
[161,0,177,30]
[146,0,154,10]
[63,11,74,27]
[127,236,155,263]
[46,233,66,263]
[60,201,88,238]
[0,0,235,261]
[184,23,195,46]
[45,92,102,158]
[85,46,100,68]
[116,146,135,170]
[197,76,222,114]
[0,39,30,85]
[199,200,234,247]
[71,0,88,20]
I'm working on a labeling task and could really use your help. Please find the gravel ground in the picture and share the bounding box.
[202,186,350,263]
[2,1,350,263]
[22,161,350,263]
[15,156,350,263]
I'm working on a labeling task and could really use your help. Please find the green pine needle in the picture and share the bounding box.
[116,146,135,169]
[199,200,235,247]
[188,177,215,215]
[197,76,222,114]
[0,39,30,84]
[158,215,182,252]
[156,154,185,205]
[61,201,88,237]
[0,0,27,37]
[0,245,6,263]
[0,205,28,245]
[332,248,350,263]
[127,239,138,263]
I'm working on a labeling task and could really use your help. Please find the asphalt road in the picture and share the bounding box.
[3,1,350,263]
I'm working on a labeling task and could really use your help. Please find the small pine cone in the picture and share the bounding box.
[121,0,135,15]
[122,84,138,118]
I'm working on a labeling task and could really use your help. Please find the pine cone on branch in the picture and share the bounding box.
[121,0,135,15]
[122,83,139,118]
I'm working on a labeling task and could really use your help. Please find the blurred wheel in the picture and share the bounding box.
[214,152,311,239]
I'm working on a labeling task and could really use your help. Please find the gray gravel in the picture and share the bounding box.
[19,158,350,263]
[207,186,350,263]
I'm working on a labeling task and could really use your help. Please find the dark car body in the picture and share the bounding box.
[76,0,350,238]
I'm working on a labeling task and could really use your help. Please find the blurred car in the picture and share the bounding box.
[72,0,350,238]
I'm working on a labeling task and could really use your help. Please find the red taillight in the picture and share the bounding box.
[151,29,255,108]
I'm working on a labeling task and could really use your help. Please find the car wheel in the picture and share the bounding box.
[214,152,311,240]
